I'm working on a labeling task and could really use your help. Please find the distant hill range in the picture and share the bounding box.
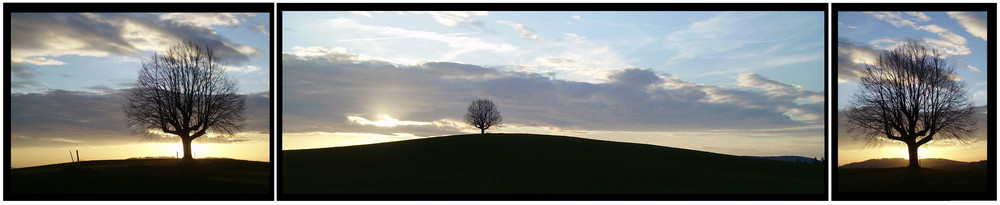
[840,158,987,170]
[746,156,822,163]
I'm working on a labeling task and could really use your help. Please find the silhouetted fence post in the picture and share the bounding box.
[76,150,80,162]
[70,150,75,163]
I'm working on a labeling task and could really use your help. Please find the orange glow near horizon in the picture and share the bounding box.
[10,140,270,169]
[838,140,988,166]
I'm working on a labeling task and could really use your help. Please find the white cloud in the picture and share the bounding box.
[572,15,582,20]
[967,65,981,72]
[21,57,66,66]
[350,11,373,18]
[286,46,350,58]
[497,20,543,40]
[737,72,823,104]
[870,12,970,57]
[285,46,424,66]
[227,65,261,73]
[348,115,433,127]
[42,137,83,143]
[947,12,987,42]
[410,11,489,28]
[905,12,931,22]
[837,40,882,83]
[323,18,515,61]
[564,33,587,44]
[254,25,269,36]
[10,13,262,69]
[533,45,629,83]
[838,21,858,29]
[159,13,246,28]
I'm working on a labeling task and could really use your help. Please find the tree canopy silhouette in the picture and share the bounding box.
[124,42,246,161]
[465,98,502,134]
[845,40,976,169]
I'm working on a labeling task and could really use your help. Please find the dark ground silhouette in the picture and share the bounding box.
[282,133,825,194]
[9,158,270,194]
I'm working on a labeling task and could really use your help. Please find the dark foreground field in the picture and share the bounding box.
[838,167,990,192]
[9,158,271,194]
[282,133,825,194]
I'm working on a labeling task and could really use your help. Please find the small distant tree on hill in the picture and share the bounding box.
[845,41,976,169]
[465,98,502,134]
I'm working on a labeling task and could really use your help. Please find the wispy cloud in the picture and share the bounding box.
[323,18,515,61]
[564,33,587,44]
[350,11,373,18]
[947,12,987,42]
[837,39,881,83]
[10,13,262,68]
[410,11,490,31]
[497,20,542,40]
[870,12,970,56]
[838,21,858,29]
[967,65,981,72]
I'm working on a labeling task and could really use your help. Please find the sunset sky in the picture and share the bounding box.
[282,11,826,159]
[10,13,271,168]
[837,11,989,166]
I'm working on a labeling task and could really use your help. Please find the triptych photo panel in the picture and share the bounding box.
[4,2,996,201]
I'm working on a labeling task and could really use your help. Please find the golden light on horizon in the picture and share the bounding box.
[838,140,988,166]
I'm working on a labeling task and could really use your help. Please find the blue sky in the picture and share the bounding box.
[11,13,271,94]
[836,11,989,165]
[283,11,824,91]
[282,11,826,159]
[838,11,988,108]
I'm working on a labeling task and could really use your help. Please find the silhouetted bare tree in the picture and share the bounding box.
[465,98,502,134]
[124,42,246,161]
[845,40,976,169]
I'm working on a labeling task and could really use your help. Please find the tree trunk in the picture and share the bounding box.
[906,142,920,169]
[480,129,485,134]
[181,136,194,161]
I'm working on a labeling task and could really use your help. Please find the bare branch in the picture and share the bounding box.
[123,41,246,160]
[844,40,976,168]
[465,98,502,134]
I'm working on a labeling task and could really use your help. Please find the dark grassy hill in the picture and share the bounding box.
[838,167,989,192]
[9,158,271,194]
[282,133,825,194]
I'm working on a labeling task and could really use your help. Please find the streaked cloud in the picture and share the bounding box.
[497,20,542,40]
[869,12,970,56]
[323,18,515,61]
[947,12,987,42]
[410,11,490,30]
[564,33,587,44]
[10,13,261,67]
